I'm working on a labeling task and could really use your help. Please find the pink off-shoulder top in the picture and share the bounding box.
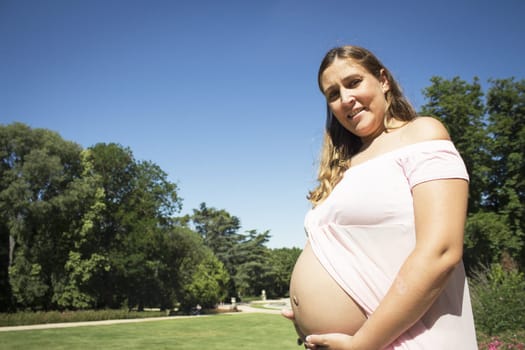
[305,140,478,349]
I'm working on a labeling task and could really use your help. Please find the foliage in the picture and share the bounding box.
[0,124,206,312]
[232,229,273,298]
[188,202,242,273]
[478,332,525,350]
[470,264,525,335]
[185,204,301,300]
[420,77,525,273]
[478,337,525,350]
[8,260,49,309]
[52,251,110,309]
[485,78,525,268]
[420,76,489,212]
[0,309,167,327]
[179,249,229,311]
[464,212,522,268]
[0,123,85,310]
[268,247,302,297]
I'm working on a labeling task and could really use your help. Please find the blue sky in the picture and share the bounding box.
[1,0,524,248]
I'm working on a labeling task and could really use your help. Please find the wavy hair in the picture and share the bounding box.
[308,45,418,206]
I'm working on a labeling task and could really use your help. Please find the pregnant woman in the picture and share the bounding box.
[284,45,478,349]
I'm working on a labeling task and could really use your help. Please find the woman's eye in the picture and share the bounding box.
[347,79,361,88]
[326,91,339,101]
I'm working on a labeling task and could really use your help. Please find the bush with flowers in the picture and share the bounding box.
[470,263,525,349]
[478,336,524,350]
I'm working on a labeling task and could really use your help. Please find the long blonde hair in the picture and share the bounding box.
[308,45,417,206]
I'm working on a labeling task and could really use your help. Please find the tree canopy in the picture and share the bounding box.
[0,124,299,312]
[420,77,524,271]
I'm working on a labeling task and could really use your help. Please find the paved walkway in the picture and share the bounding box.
[0,316,185,332]
[0,299,290,332]
[236,298,289,314]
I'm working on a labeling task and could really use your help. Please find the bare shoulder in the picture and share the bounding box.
[401,116,450,143]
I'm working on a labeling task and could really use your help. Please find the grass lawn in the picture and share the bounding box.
[0,313,299,349]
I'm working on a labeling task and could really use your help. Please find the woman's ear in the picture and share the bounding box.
[380,69,390,93]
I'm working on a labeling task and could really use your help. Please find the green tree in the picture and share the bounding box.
[82,143,183,310]
[485,78,525,267]
[187,203,242,296]
[112,160,181,311]
[232,230,273,298]
[0,123,85,310]
[267,247,302,298]
[420,77,525,272]
[179,249,229,311]
[0,220,12,311]
[52,251,110,309]
[185,204,280,299]
[420,77,492,273]
[1,122,300,313]
[8,259,49,309]
[48,149,109,310]
[165,226,209,310]
[190,203,242,263]
[75,143,137,308]
[420,76,490,213]
[463,212,520,268]
[1,127,188,311]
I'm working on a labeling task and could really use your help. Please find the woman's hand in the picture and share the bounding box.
[281,309,306,344]
[282,309,355,349]
[281,308,295,321]
[304,333,354,350]
[281,309,309,346]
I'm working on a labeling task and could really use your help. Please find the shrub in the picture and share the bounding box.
[478,335,525,350]
[470,263,525,335]
[0,309,167,327]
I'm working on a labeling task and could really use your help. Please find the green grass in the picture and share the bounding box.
[2,312,522,349]
[0,313,299,350]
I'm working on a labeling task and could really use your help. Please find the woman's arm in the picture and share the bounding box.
[306,177,469,350]
[358,178,468,349]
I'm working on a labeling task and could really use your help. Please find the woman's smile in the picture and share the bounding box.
[347,106,366,120]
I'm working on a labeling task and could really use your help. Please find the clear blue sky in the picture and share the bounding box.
[1,0,524,248]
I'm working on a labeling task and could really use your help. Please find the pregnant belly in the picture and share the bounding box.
[289,242,366,338]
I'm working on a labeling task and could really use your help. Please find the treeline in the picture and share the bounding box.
[0,123,300,312]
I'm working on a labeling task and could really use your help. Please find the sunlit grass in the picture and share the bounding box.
[0,313,298,350]
[2,311,522,349]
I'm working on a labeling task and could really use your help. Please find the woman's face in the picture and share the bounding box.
[320,58,390,143]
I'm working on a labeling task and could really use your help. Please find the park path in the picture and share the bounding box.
[235,299,289,314]
[0,299,290,332]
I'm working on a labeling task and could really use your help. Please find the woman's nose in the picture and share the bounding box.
[340,89,355,104]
